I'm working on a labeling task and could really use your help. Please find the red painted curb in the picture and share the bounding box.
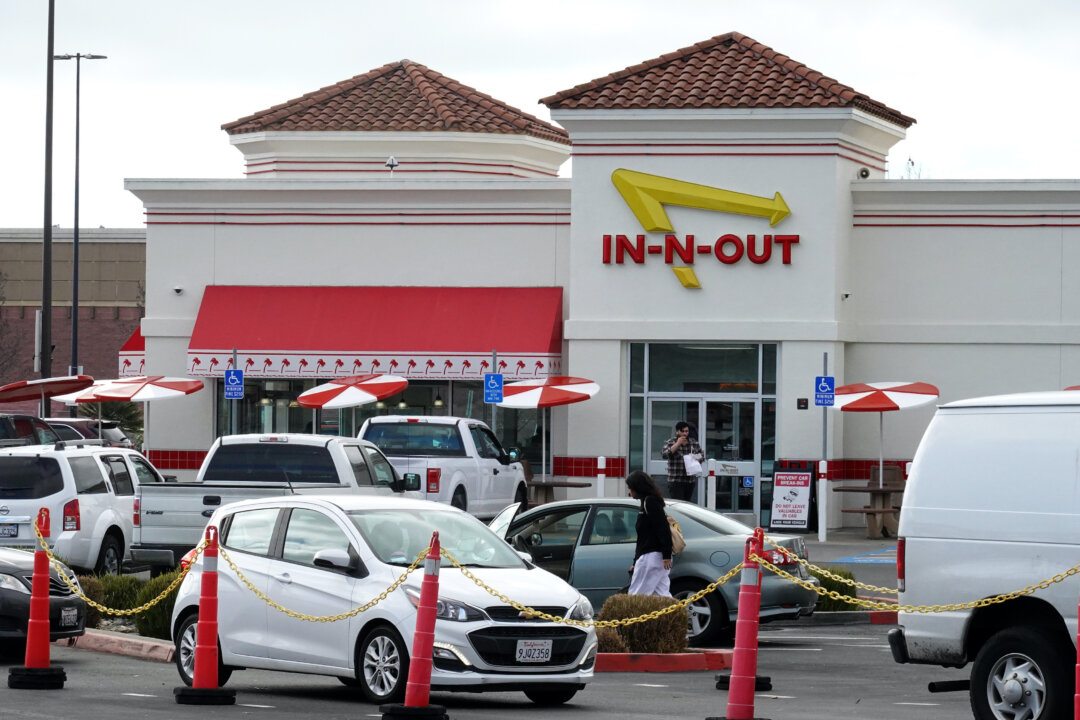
[56,629,174,663]
[870,611,898,624]
[596,650,732,672]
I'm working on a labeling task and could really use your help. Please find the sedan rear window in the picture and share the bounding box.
[0,457,64,499]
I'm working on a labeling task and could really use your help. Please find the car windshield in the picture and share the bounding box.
[668,502,754,536]
[348,508,525,569]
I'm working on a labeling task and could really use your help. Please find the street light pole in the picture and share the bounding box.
[54,52,106,395]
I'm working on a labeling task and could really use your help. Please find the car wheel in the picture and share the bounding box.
[355,625,409,704]
[672,580,731,647]
[451,487,467,512]
[514,483,529,511]
[970,625,1072,720]
[94,534,122,576]
[174,613,233,688]
[524,685,579,705]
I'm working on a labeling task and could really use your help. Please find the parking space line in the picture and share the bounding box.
[239,704,275,708]
[122,693,156,697]
[634,683,669,687]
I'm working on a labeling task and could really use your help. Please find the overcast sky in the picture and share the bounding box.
[3,0,1078,229]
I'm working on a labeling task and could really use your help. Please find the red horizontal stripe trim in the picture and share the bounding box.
[573,150,885,172]
[854,223,1080,228]
[246,158,557,175]
[146,220,571,226]
[245,168,528,178]
[855,214,1080,219]
[573,141,884,163]
[144,211,568,218]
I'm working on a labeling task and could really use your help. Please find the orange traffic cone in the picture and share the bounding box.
[8,509,67,690]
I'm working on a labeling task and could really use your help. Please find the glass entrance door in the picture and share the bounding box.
[647,398,760,512]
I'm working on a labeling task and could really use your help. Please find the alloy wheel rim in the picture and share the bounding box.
[363,635,400,697]
[180,623,197,680]
[674,590,711,637]
[987,653,1045,720]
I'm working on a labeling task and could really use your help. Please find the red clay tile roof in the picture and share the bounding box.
[540,32,914,128]
[224,60,570,144]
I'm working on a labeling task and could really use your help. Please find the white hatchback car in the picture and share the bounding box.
[0,443,164,574]
[171,495,596,705]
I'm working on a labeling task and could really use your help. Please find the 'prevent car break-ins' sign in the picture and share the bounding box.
[770,472,812,529]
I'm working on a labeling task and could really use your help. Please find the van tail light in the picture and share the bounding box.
[179,548,198,571]
[133,498,141,527]
[762,548,798,567]
[63,499,81,532]
[897,537,906,593]
[426,468,441,493]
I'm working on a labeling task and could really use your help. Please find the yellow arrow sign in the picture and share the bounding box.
[612,169,790,232]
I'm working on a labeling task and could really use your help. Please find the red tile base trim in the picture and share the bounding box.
[553,456,627,478]
[146,449,208,471]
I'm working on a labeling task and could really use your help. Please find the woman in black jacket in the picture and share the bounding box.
[625,470,672,596]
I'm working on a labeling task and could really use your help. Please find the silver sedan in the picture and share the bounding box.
[490,499,819,646]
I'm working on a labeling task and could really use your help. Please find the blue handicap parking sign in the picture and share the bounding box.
[742,476,754,488]
[484,373,503,403]
[224,369,244,399]
[815,375,834,406]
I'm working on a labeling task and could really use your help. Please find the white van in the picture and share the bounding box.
[890,391,1080,720]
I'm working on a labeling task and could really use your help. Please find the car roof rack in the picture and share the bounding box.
[52,439,106,450]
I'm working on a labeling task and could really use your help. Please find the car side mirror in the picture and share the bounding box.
[507,447,521,462]
[402,472,421,492]
[515,550,533,563]
[312,548,353,571]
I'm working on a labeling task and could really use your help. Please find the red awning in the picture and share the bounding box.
[186,286,563,379]
[119,326,146,377]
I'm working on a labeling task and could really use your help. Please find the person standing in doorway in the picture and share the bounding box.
[661,421,704,501]
[626,470,672,596]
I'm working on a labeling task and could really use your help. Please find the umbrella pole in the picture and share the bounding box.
[144,401,149,454]
[879,412,885,488]
[542,408,547,482]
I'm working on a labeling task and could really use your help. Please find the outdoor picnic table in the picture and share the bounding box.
[833,481,904,538]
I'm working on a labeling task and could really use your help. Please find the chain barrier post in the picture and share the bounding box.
[715,527,769,720]
[383,532,449,720]
[175,525,235,705]
[596,456,606,498]
[9,509,66,690]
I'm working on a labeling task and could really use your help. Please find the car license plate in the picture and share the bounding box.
[515,639,552,663]
[60,607,78,628]
[0,524,17,538]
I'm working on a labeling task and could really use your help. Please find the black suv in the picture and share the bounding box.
[0,414,60,447]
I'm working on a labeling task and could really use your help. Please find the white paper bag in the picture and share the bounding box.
[683,454,703,476]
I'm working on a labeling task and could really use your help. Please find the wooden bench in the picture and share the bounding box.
[832,466,905,538]
[526,478,592,506]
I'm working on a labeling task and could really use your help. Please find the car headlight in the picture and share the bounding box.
[568,595,594,621]
[404,586,485,622]
[0,573,31,595]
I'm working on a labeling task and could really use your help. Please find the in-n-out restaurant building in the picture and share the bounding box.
[126,32,1080,528]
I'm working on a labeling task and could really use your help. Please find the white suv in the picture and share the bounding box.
[0,443,165,574]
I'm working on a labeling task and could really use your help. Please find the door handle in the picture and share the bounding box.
[274,573,292,585]
[493,468,500,475]
[203,496,221,506]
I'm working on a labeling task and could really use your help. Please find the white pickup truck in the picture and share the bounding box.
[129,434,419,573]
[358,415,529,520]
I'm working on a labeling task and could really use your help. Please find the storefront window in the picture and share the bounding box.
[647,344,759,393]
[762,344,777,395]
[630,343,645,393]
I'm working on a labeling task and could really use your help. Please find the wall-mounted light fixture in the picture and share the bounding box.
[397,400,408,409]
[434,393,444,407]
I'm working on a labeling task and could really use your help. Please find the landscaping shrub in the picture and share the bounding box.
[596,626,628,654]
[597,594,688,653]
[77,575,104,629]
[809,566,858,611]
[99,574,143,613]
[133,570,181,640]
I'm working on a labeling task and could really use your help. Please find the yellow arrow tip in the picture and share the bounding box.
[672,266,701,289]
[770,192,790,226]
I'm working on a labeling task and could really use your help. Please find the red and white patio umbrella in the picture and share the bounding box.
[90,376,205,452]
[0,375,95,415]
[297,374,408,410]
[831,381,939,487]
[498,377,600,480]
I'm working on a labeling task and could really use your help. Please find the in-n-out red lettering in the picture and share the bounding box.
[665,234,694,264]
[601,233,800,265]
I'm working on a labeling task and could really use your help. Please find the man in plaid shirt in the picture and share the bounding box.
[661,421,704,501]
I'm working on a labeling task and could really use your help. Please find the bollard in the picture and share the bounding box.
[382,532,449,720]
[709,527,769,720]
[597,456,606,498]
[9,509,66,690]
[1075,591,1080,720]
[817,460,828,543]
[175,526,235,705]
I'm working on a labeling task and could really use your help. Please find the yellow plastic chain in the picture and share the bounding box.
[760,531,899,595]
[32,521,203,616]
[439,546,742,628]
[752,553,1080,613]
[217,545,426,623]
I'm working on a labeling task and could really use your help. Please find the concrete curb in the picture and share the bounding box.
[55,628,174,663]
[596,649,731,672]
